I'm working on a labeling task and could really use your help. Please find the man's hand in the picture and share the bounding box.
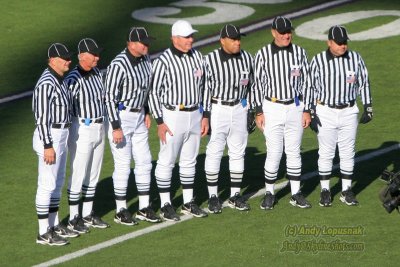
[112,128,124,144]
[359,104,373,124]
[144,114,151,129]
[255,113,265,132]
[44,147,56,165]
[302,112,311,129]
[310,108,322,133]
[157,123,173,144]
[201,117,209,137]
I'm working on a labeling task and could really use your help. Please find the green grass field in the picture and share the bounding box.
[1,0,400,266]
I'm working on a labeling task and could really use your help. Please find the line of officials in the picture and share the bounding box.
[32,16,372,246]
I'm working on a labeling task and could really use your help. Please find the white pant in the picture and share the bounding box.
[155,107,202,181]
[205,103,248,173]
[316,104,359,176]
[33,127,69,218]
[68,117,105,196]
[263,100,304,180]
[107,110,152,191]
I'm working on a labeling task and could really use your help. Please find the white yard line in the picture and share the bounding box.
[33,143,400,267]
[0,0,352,105]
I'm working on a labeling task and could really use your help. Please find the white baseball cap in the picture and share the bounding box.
[171,20,198,37]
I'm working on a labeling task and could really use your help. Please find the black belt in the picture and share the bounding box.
[164,104,199,112]
[80,117,104,124]
[211,99,240,106]
[52,122,71,129]
[122,107,141,113]
[318,100,355,109]
[265,96,302,105]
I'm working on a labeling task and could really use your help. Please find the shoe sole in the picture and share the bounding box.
[289,200,311,209]
[160,213,180,222]
[56,231,80,238]
[339,196,358,206]
[67,225,90,234]
[36,239,69,246]
[136,214,161,223]
[181,209,208,218]
[84,222,110,229]
[207,208,222,214]
[260,205,274,210]
[227,202,250,211]
[319,202,332,207]
[113,218,138,226]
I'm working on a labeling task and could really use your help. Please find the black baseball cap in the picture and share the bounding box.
[272,16,294,34]
[47,43,73,60]
[127,27,155,45]
[78,38,103,55]
[328,25,350,45]
[220,24,246,40]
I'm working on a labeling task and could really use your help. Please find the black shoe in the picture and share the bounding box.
[54,223,80,238]
[160,203,180,222]
[136,206,162,223]
[319,189,332,207]
[260,191,276,210]
[228,192,250,211]
[114,208,138,226]
[83,211,110,228]
[340,188,359,206]
[289,192,312,208]
[208,194,222,214]
[68,214,90,233]
[181,200,208,218]
[36,227,69,246]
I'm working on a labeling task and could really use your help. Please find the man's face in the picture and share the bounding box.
[172,35,194,53]
[220,37,241,54]
[51,57,71,75]
[271,29,292,47]
[327,40,348,57]
[80,52,100,69]
[127,41,149,57]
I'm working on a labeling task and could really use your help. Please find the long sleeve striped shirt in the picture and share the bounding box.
[65,65,105,119]
[252,42,312,113]
[148,45,205,124]
[203,48,253,114]
[32,67,71,148]
[105,48,152,129]
[309,49,371,106]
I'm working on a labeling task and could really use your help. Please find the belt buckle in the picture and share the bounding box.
[271,97,277,103]
[179,104,185,110]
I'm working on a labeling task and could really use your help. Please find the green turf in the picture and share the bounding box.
[0,0,324,97]
[1,0,400,266]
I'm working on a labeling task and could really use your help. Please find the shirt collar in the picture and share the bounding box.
[48,66,64,83]
[219,48,242,62]
[125,48,145,66]
[326,49,350,61]
[170,45,193,58]
[271,41,293,55]
[77,64,96,77]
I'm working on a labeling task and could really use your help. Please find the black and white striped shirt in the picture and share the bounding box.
[32,67,71,148]
[309,49,371,106]
[252,42,312,113]
[65,65,104,119]
[203,48,253,113]
[148,46,205,124]
[105,48,152,129]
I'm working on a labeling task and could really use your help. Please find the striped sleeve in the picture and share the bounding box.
[251,49,267,114]
[357,55,372,106]
[33,82,53,147]
[105,63,124,129]
[148,57,167,123]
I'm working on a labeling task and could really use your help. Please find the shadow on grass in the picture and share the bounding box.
[64,140,399,221]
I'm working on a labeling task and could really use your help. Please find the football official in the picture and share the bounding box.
[105,27,161,225]
[252,16,312,210]
[203,24,253,213]
[33,43,78,246]
[148,20,209,221]
[65,38,109,233]
[309,26,373,207]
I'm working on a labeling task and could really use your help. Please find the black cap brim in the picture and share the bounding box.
[58,51,74,60]
[139,36,155,46]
